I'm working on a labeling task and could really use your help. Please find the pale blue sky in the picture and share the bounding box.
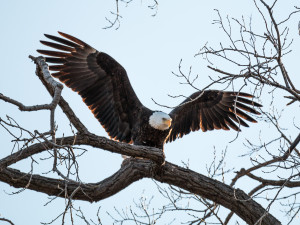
[1,1,299,224]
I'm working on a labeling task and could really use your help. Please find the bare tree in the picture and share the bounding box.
[0,0,299,224]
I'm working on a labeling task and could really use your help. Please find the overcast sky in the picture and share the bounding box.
[1,1,299,224]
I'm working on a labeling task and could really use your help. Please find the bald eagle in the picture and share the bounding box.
[37,32,262,150]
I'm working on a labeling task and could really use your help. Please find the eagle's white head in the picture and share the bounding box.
[149,111,172,131]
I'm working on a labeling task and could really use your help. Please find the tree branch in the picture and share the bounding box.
[30,56,89,134]
[0,158,281,225]
[0,133,165,169]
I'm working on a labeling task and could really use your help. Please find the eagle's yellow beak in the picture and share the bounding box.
[165,118,172,127]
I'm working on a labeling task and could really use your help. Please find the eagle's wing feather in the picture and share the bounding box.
[37,32,144,143]
[167,90,262,142]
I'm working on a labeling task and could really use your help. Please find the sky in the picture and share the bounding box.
[0,0,299,224]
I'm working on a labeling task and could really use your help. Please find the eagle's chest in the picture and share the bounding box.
[133,116,170,149]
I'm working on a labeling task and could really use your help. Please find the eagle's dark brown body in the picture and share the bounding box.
[131,108,171,149]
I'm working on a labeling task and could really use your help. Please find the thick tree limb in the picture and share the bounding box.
[0,158,281,225]
[0,133,165,168]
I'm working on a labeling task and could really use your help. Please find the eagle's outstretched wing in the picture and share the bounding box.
[167,90,262,142]
[37,32,144,143]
